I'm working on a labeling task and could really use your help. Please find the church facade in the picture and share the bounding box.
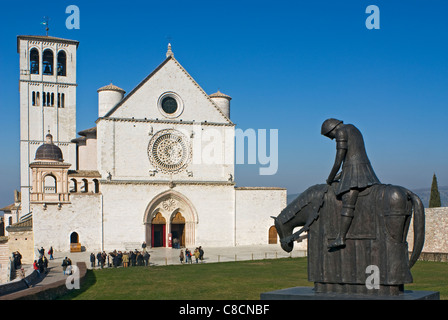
[6,35,286,255]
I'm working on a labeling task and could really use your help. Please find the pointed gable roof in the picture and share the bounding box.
[102,55,233,124]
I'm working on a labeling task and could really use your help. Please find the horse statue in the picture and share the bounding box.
[273,181,425,296]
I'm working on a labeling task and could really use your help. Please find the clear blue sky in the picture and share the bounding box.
[1,0,447,208]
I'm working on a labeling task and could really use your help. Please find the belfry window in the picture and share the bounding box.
[57,51,66,76]
[43,49,54,75]
[43,175,57,193]
[30,48,39,75]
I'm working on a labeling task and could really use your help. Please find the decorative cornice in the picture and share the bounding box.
[29,161,71,168]
[20,80,77,87]
[96,116,235,127]
[100,179,235,186]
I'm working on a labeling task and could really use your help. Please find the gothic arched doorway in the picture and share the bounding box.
[144,190,197,249]
[171,211,186,248]
[151,212,166,247]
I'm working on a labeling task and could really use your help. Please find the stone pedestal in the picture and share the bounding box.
[260,286,440,300]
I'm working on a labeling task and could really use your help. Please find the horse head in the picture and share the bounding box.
[272,216,294,253]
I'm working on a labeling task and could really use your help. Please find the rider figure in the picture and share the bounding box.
[321,119,380,249]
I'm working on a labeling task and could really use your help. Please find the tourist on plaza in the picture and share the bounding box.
[185,248,192,264]
[179,250,184,264]
[199,246,204,263]
[48,246,54,260]
[90,253,96,268]
[41,255,48,273]
[136,251,144,266]
[33,260,40,277]
[62,257,68,275]
[13,251,22,269]
[122,252,129,267]
[96,252,103,268]
[143,251,150,266]
[194,248,200,263]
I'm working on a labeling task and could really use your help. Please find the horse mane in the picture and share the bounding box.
[278,183,329,224]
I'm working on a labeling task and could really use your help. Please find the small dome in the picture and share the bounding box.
[97,83,126,94]
[209,90,232,100]
[35,133,64,162]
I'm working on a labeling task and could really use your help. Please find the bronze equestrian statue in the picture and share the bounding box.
[273,119,425,296]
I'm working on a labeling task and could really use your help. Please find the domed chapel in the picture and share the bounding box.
[2,35,286,259]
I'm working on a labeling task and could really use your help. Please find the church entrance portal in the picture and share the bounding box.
[144,191,197,249]
[171,211,186,248]
[151,212,166,247]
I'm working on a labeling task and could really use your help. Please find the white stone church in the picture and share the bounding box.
[1,34,286,259]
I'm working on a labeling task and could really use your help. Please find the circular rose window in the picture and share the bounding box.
[148,129,191,174]
[157,92,184,118]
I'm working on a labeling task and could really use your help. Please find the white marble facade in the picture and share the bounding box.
[17,36,286,253]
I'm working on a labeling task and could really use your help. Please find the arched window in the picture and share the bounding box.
[44,174,57,193]
[81,179,88,193]
[36,92,40,106]
[42,49,54,75]
[32,92,36,106]
[69,179,77,193]
[93,179,100,193]
[70,232,79,244]
[268,226,278,244]
[57,51,67,76]
[30,48,39,74]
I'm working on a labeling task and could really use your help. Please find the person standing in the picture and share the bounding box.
[198,246,204,263]
[61,257,68,275]
[143,251,150,266]
[194,248,200,263]
[48,246,54,260]
[122,252,129,268]
[179,250,184,264]
[90,253,96,268]
[33,260,40,277]
[185,248,190,264]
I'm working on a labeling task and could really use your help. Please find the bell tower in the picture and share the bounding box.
[17,35,79,216]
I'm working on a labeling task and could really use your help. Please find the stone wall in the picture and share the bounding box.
[7,230,34,265]
[407,207,448,254]
[0,240,10,284]
[235,187,287,246]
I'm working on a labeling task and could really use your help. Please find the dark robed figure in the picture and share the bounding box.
[321,119,380,249]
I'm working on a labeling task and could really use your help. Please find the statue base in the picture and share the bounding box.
[260,286,440,300]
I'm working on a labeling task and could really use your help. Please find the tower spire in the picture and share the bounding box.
[166,43,174,58]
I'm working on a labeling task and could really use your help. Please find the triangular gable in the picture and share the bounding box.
[103,56,233,124]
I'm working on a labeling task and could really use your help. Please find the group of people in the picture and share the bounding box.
[33,248,50,276]
[179,246,204,264]
[90,249,150,268]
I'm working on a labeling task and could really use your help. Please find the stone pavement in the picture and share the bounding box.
[53,244,306,269]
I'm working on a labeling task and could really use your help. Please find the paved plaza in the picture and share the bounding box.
[53,244,306,269]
